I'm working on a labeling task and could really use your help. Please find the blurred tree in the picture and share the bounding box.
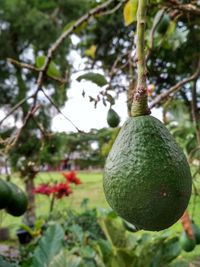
[0,0,90,223]
[0,0,200,223]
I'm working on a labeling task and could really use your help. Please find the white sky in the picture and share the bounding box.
[52,35,163,133]
[51,78,163,133]
[52,35,162,132]
[0,35,163,133]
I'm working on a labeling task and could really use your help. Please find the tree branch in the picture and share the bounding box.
[191,79,200,145]
[0,95,33,126]
[8,105,40,149]
[37,0,128,89]
[164,1,200,16]
[4,0,128,147]
[41,89,83,133]
[149,59,200,109]
[7,58,69,84]
[146,9,166,61]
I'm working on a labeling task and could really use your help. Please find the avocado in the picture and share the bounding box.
[103,115,192,231]
[155,11,170,35]
[0,179,11,209]
[107,108,120,128]
[5,182,28,217]
[180,231,196,252]
[192,222,200,244]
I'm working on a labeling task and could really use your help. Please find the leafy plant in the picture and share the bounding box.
[32,224,65,267]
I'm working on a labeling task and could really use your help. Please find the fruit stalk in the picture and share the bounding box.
[131,0,150,117]
[181,210,194,240]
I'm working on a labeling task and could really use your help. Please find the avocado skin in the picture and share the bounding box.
[0,179,11,209]
[192,223,200,244]
[180,231,196,252]
[107,109,120,128]
[5,183,28,217]
[157,13,170,34]
[103,115,192,231]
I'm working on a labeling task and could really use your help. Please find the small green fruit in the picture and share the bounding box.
[5,183,28,217]
[0,179,11,210]
[107,108,120,128]
[192,223,200,244]
[155,11,170,35]
[180,231,196,252]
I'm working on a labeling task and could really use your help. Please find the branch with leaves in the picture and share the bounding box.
[165,1,200,15]
[149,59,200,109]
[3,0,129,148]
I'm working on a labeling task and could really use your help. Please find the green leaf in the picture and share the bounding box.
[77,73,107,87]
[33,224,65,267]
[97,239,113,263]
[123,0,138,26]
[85,45,97,59]
[63,21,76,32]
[49,250,82,267]
[63,21,87,34]
[98,216,127,248]
[35,56,61,78]
[166,21,176,37]
[0,256,19,267]
[80,246,96,259]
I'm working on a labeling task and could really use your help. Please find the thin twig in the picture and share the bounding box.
[4,0,127,146]
[165,1,200,16]
[37,0,129,88]
[41,89,83,133]
[146,9,166,61]
[9,105,40,148]
[150,59,200,109]
[32,116,48,138]
[0,95,33,126]
[191,79,200,145]
[7,58,40,72]
[99,1,124,16]
[8,58,68,84]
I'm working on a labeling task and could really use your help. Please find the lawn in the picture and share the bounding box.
[0,171,109,239]
[1,170,200,265]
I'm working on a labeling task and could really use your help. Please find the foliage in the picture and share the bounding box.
[12,205,183,267]
[55,128,114,169]
[32,224,65,267]
[0,256,19,267]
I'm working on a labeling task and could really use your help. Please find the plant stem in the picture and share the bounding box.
[49,194,55,215]
[131,0,150,117]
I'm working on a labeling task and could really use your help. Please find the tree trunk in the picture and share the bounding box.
[191,79,200,145]
[25,177,36,225]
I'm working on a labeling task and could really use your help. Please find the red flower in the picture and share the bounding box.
[52,183,72,199]
[62,171,81,185]
[33,184,54,196]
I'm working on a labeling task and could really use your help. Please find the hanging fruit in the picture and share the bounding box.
[5,182,28,217]
[0,179,11,210]
[107,108,120,128]
[180,231,196,252]
[103,0,192,231]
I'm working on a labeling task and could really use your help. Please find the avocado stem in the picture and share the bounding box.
[131,0,150,117]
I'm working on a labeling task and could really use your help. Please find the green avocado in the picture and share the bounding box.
[156,12,170,35]
[180,231,196,252]
[192,223,200,244]
[107,108,120,128]
[103,115,192,231]
[5,182,28,217]
[0,179,11,210]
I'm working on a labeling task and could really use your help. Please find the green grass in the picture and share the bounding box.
[0,171,109,239]
[1,170,200,265]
